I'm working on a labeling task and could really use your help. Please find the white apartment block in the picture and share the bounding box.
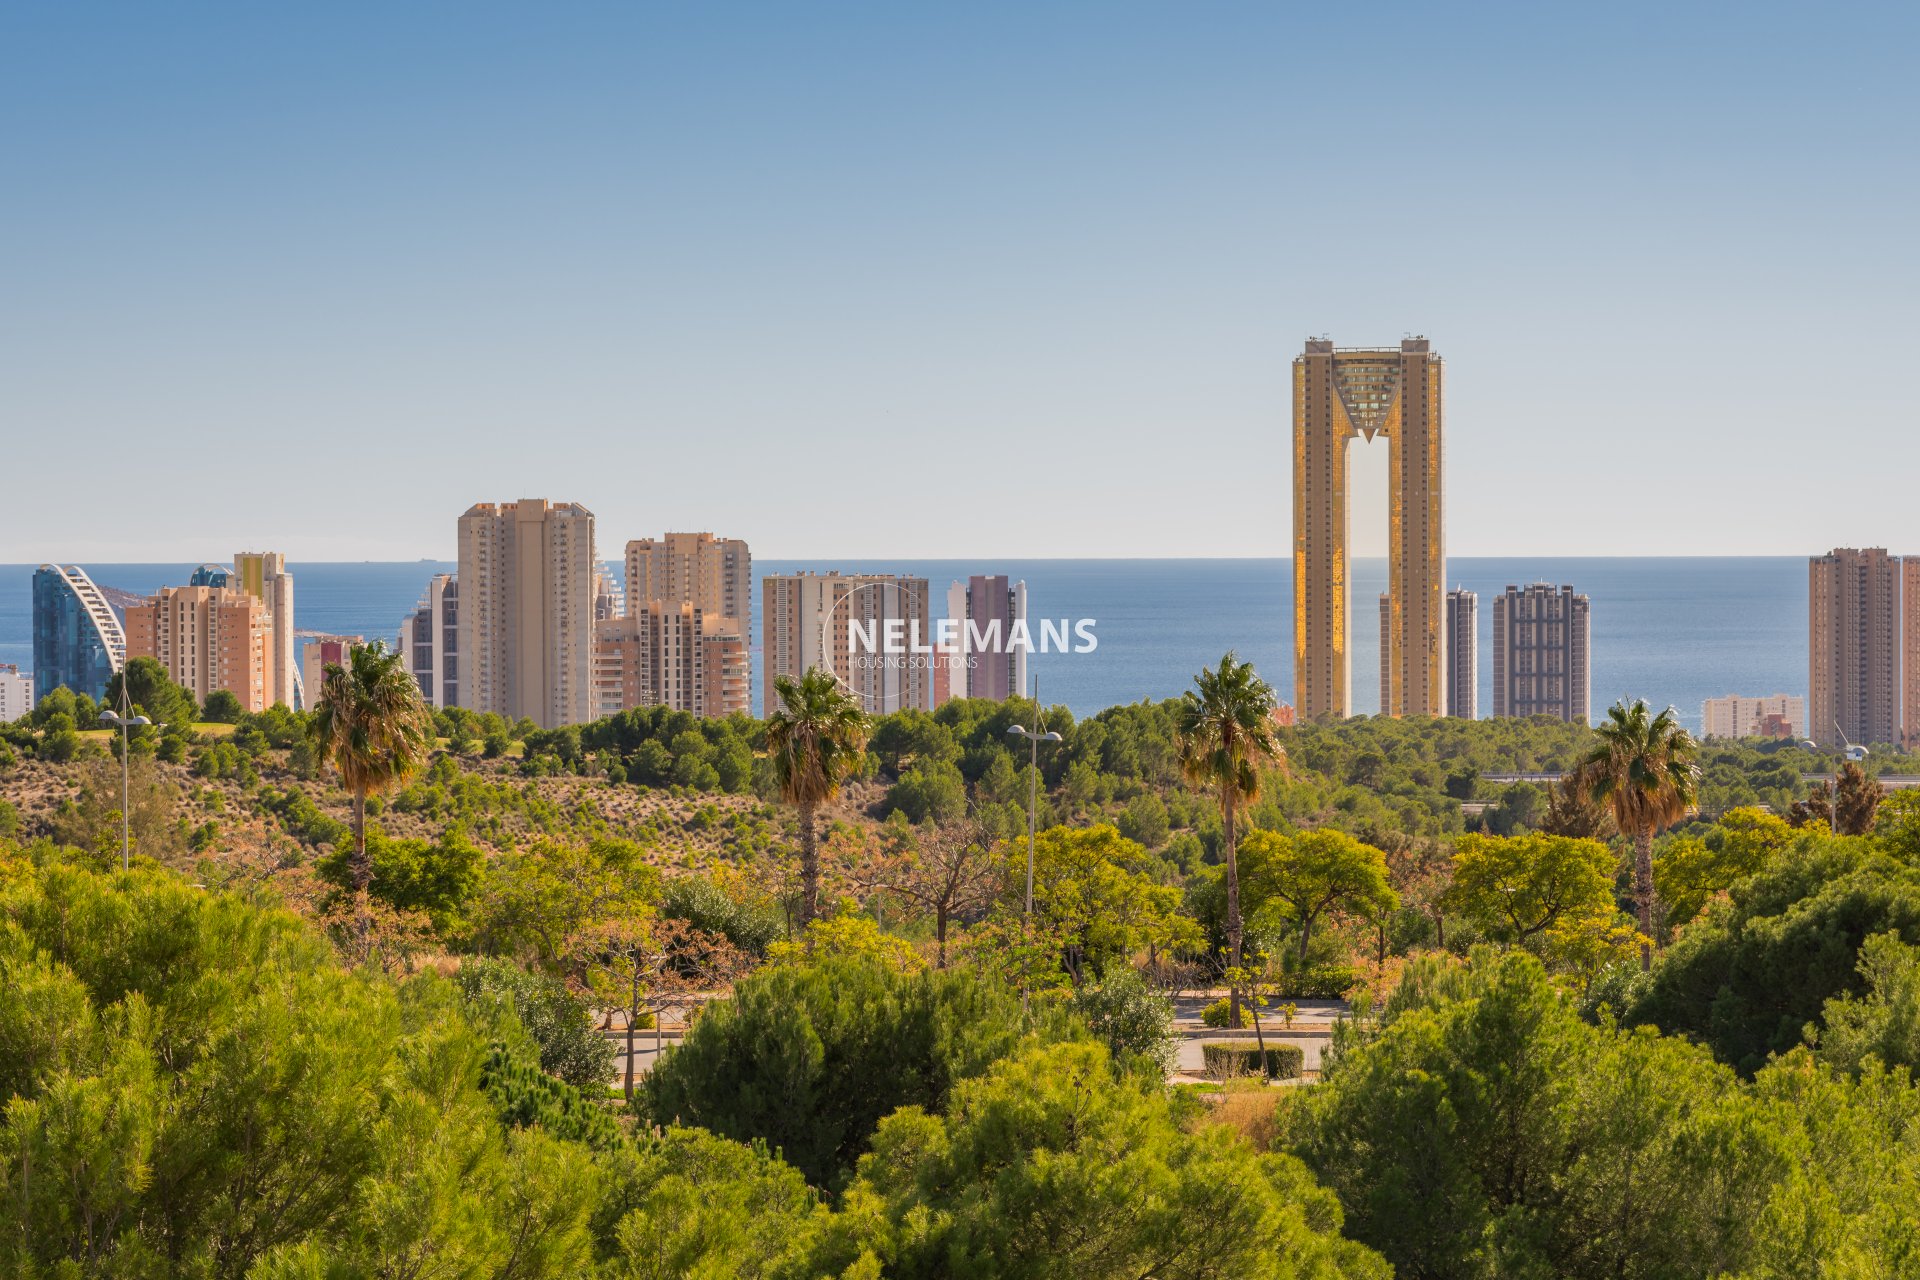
[0,665,33,722]
[762,572,931,716]
[1701,693,1806,741]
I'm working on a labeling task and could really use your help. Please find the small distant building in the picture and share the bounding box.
[0,664,34,722]
[400,574,459,710]
[31,565,127,702]
[1271,703,1297,729]
[1491,583,1591,723]
[301,635,365,705]
[1446,588,1478,719]
[1702,693,1806,741]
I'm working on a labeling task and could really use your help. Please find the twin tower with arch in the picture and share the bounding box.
[1291,337,1446,720]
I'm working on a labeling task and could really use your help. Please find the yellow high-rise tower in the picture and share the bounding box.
[1292,338,1445,720]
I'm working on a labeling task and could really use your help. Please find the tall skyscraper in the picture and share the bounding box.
[1810,547,1900,748]
[1491,583,1591,723]
[1445,588,1477,719]
[457,499,596,729]
[124,584,271,711]
[943,575,1029,702]
[625,533,752,623]
[1293,337,1444,720]
[1907,558,1920,750]
[31,565,126,702]
[762,572,931,716]
[593,603,749,720]
[232,552,296,709]
[0,665,34,722]
[400,574,459,709]
[1702,694,1806,741]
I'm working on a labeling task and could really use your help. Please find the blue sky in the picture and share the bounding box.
[4,2,1915,560]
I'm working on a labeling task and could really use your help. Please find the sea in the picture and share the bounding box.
[0,558,1807,732]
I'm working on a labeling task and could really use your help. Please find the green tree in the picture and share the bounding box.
[306,641,436,945]
[1816,930,1920,1076]
[456,955,615,1091]
[1023,824,1200,985]
[1653,806,1792,927]
[803,1040,1391,1279]
[1789,759,1883,835]
[766,669,871,926]
[640,955,1055,1188]
[103,656,198,729]
[1175,651,1283,1025]
[1445,832,1617,946]
[200,688,245,723]
[1241,827,1397,963]
[1574,700,1700,969]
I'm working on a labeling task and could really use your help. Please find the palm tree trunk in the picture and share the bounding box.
[1224,796,1242,1028]
[799,805,820,927]
[1634,828,1655,971]
[351,789,370,945]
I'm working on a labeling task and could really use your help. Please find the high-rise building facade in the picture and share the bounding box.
[301,635,364,706]
[31,565,127,702]
[1445,588,1477,719]
[1905,557,1920,750]
[457,499,596,729]
[1490,583,1591,723]
[232,552,296,709]
[0,664,34,722]
[943,575,1029,702]
[762,572,931,716]
[1293,337,1444,720]
[124,584,271,712]
[400,574,459,709]
[1810,548,1900,749]
[1702,693,1806,741]
[625,533,751,623]
[593,603,749,720]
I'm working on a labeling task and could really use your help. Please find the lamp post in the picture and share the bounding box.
[1802,722,1868,837]
[1005,722,1063,924]
[99,684,161,872]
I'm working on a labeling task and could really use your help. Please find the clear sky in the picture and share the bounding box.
[4,2,1915,561]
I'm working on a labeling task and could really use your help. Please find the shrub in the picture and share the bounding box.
[641,955,1074,1188]
[456,956,614,1091]
[1068,967,1176,1072]
[1201,997,1233,1028]
[478,1043,624,1150]
[1276,964,1362,999]
[1200,1041,1305,1080]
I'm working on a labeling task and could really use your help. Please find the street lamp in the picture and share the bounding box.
[1801,723,1869,837]
[1005,723,1063,925]
[99,690,162,872]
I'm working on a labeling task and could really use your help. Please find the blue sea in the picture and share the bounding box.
[0,558,1807,731]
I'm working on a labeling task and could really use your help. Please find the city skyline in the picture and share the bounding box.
[7,5,1919,562]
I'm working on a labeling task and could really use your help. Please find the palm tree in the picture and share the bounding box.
[766,668,871,927]
[308,642,436,941]
[1573,700,1699,971]
[1175,652,1283,1026]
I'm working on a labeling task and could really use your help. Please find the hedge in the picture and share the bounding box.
[1199,1041,1305,1080]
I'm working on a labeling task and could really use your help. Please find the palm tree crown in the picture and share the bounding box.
[766,668,871,925]
[1175,651,1283,1023]
[308,642,436,941]
[1574,699,1699,969]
